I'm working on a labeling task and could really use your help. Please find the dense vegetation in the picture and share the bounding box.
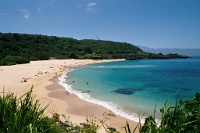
[0,33,189,65]
[125,93,200,133]
[0,88,58,133]
[0,88,199,133]
[0,33,142,65]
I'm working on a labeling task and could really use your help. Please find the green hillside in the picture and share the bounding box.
[0,33,189,65]
[0,33,142,65]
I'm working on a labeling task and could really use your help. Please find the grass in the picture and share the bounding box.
[124,93,200,133]
[0,87,59,133]
[0,87,199,133]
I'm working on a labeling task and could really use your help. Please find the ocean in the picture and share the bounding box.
[58,57,200,122]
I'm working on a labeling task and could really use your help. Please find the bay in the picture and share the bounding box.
[61,57,200,122]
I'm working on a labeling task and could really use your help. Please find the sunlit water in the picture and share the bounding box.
[58,57,200,122]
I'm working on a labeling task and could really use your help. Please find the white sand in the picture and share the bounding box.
[0,59,139,133]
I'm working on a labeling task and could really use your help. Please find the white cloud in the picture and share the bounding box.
[18,9,30,19]
[86,2,97,12]
[24,13,30,19]
[87,2,96,7]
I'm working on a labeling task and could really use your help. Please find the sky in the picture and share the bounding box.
[0,0,200,49]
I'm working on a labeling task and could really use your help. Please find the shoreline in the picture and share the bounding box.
[58,71,145,123]
[0,59,139,133]
[46,75,137,133]
[47,72,139,133]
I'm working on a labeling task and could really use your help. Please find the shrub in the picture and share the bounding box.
[0,56,30,65]
[124,93,200,133]
[0,87,58,133]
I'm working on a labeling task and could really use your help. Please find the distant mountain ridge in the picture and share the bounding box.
[137,45,200,56]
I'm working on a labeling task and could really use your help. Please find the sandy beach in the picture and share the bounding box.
[0,59,139,133]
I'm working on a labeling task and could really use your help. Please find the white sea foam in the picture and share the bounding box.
[58,72,148,123]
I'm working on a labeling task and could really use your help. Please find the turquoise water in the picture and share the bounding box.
[59,57,200,122]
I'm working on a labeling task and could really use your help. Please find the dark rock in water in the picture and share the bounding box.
[82,90,91,93]
[112,88,144,95]
[112,89,134,95]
